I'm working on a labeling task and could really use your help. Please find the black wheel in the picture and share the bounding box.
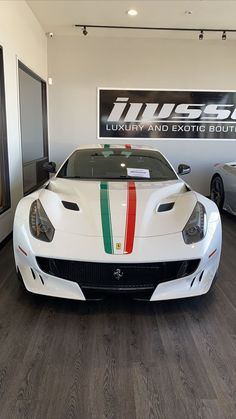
[210,175,224,211]
[211,271,219,288]
[16,268,27,291]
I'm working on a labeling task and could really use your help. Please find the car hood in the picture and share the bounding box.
[38,178,197,240]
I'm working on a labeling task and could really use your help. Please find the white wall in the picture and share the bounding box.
[0,0,47,242]
[48,36,236,195]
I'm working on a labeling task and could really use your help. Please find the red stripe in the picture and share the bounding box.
[124,182,136,254]
[208,249,217,258]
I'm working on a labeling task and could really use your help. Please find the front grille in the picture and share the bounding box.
[36,257,200,293]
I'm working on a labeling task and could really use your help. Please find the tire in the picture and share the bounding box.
[211,271,218,288]
[16,268,27,291]
[210,175,225,211]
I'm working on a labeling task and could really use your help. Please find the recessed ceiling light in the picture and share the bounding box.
[127,9,138,16]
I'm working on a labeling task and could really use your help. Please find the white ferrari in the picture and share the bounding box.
[210,162,236,216]
[14,145,222,301]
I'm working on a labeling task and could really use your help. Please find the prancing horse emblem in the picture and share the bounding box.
[113,268,124,280]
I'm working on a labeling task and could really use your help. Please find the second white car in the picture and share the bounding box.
[211,162,236,216]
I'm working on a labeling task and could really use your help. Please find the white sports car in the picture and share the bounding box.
[14,145,222,301]
[210,162,236,216]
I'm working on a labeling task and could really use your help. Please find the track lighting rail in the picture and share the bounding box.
[75,24,235,39]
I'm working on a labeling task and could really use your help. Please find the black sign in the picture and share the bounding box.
[98,89,236,140]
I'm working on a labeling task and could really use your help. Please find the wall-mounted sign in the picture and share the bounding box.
[98,88,236,140]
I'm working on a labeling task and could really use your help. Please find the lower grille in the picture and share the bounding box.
[80,289,155,301]
[36,257,200,293]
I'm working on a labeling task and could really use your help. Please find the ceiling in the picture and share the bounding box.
[27,0,236,39]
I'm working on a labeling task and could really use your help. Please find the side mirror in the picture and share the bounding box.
[178,164,191,175]
[43,161,56,173]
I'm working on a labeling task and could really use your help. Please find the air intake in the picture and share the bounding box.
[157,202,174,212]
[62,201,79,211]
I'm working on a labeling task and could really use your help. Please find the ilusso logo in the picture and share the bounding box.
[107,97,236,122]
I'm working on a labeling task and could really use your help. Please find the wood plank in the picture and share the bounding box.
[0,213,235,418]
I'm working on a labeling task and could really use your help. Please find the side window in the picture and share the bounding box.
[0,47,10,214]
[18,61,49,194]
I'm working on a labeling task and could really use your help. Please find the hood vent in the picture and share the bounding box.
[62,201,80,211]
[157,202,175,212]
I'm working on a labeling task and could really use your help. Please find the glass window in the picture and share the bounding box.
[0,47,10,214]
[57,148,177,181]
[18,62,49,194]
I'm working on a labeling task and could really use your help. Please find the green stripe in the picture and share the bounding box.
[100,182,113,254]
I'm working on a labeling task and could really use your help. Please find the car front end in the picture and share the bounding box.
[14,180,221,301]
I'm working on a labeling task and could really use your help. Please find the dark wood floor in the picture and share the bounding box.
[0,214,236,419]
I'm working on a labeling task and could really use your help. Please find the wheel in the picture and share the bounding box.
[211,271,218,288]
[16,268,27,291]
[210,175,224,211]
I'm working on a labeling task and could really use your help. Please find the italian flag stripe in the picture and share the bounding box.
[100,181,136,255]
[100,182,113,254]
[124,181,136,254]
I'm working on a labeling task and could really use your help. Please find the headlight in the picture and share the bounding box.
[183,202,207,244]
[29,200,55,242]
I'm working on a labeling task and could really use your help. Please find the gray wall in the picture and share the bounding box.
[48,36,236,195]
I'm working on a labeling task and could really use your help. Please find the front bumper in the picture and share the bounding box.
[13,218,222,301]
[16,255,219,301]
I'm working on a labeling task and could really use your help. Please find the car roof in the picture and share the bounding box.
[74,144,159,152]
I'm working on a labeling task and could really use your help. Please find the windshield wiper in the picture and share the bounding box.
[58,176,81,179]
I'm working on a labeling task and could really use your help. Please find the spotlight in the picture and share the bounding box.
[199,30,204,40]
[222,30,226,40]
[127,9,138,16]
[46,32,54,38]
[82,26,88,36]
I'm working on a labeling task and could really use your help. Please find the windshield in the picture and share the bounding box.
[57,148,177,181]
